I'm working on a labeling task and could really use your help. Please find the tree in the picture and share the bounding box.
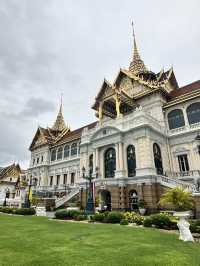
[159,187,194,211]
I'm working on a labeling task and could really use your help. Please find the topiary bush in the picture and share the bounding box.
[104,211,123,224]
[120,219,129,225]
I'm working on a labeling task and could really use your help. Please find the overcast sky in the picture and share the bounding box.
[0,0,199,169]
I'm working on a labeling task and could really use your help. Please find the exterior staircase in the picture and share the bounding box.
[55,187,80,209]
[158,175,195,193]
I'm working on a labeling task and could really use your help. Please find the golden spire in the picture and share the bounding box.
[52,95,68,132]
[129,21,148,74]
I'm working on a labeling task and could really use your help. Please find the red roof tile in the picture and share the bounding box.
[169,80,200,99]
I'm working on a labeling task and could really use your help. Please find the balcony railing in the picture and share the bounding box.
[168,122,200,136]
[164,170,200,179]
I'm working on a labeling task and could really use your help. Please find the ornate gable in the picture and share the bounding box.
[29,127,49,151]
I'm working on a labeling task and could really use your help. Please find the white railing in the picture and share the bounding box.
[165,170,200,179]
[168,122,200,136]
[55,187,80,208]
[158,175,193,192]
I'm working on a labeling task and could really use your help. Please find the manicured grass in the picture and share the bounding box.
[0,214,200,266]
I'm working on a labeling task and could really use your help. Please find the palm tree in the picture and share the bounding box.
[159,187,193,211]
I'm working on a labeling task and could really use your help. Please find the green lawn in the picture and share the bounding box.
[0,214,200,266]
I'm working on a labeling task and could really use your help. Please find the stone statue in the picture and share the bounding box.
[177,215,194,242]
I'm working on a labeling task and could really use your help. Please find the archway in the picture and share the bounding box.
[99,190,111,211]
[129,190,138,211]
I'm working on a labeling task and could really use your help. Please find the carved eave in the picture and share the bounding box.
[92,79,114,111]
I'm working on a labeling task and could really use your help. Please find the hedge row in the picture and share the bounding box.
[55,209,87,221]
[54,209,200,232]
[0,207,36,215]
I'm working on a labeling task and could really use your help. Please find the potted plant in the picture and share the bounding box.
[159,187,194,242]
[138,199,146,215]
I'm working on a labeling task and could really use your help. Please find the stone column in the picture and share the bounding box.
[115,142,126,178]
[183,107,189,127]
[118,142,124,170]
[136,137,157,176]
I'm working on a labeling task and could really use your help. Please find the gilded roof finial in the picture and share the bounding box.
[129,21,148,74]
[52,94,68,132]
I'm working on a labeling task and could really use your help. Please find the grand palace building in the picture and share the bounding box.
[28,30,200,215]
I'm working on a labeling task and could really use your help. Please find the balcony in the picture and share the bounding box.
[164,170,200,181]
[168,122,200,137]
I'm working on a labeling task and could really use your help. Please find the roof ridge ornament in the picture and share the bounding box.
[52,96,69,132]
[129,21,148,75]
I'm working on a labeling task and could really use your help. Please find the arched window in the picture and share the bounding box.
[129,190,138,210]
[168,109,185,130]
[64,145,70,158]
[187,102,200,125]
[89,154,93,176]
[57,147,63,160]
[51,149,56,161]
[71,143,77,156]
[104,148,116,178]
[153,143,163,175]
[127,145,136,177]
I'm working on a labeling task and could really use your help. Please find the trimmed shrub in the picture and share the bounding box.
[122,212,144,225]
[55,209,82,220]
[120,219,129,225]
[190,220,200,233]
[74,214,88,221]
[0,207,35,215]
[143,213,177,230]
[143,217,153,227]
[15,208,35,215]
[104,211,123,224]
[91,212,107,222]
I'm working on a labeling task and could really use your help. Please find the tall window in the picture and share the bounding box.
[187,102,200,125]
[89,154,93,176]
[49,176,53,186]
[64,145,70,158]
[168,109,185,130]
[127,145,136,177]
[104,148,116,178]
[71,173,75,184]
[57,147,63,160]
[63,174,67,185]
[153,143,163,175]
[51,149,56,161]
[71,143,77,156]
[56,175,60,186]
[178,154,189,172]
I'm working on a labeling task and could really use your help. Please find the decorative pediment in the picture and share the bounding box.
[29,127,48,150]
[90,126,120,141]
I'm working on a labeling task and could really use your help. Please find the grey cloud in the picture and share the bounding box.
[0,0,199,168]
[20,97,55,118]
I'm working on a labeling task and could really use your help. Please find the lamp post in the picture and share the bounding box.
[82,166,95,214]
